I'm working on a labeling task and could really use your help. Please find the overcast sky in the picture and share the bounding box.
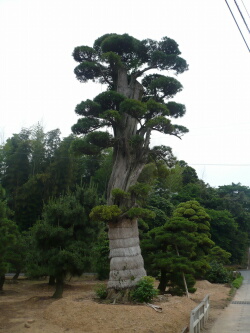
[0,0,250,187]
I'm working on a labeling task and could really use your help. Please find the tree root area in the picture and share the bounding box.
[0,277,230,333]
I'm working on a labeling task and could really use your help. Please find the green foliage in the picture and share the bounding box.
[112,188,130,202]
[207,246,231,265]
[149,145,176,167]
[137,163,158,185]
[166,101,186,118]
[172,182,250,265]
[27,185,101,297]
[72,118,109,136]
[126,207,155,219]
[95,284,108,299]
[0,185,19,287]
[232,275,243,289]
[119,99,147,119]
[91,227,109,280]
[207,209,238,259]
[142,74,183,101]
[131,276,158,303]
[93,91,126,111]
[205,261,233,284]
[173,200,214,263]
[129,135,144,148]
[142,215,198,294]
[72,33,189,194]
[5,231,27,276]
[129,183,152,204]
[75,99,102,117]
[142,200,215,294]
[90,205,122,222]
[142,203,169,229]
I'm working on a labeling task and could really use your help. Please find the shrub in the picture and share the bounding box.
[95,284,108,299]
[232,275,243,289]
[205,261,233,284]
[131,276,158,303]
[90,205,122,222]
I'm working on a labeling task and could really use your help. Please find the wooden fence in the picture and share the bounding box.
[189,294,210,333]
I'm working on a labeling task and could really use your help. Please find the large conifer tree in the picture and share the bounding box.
[72,33,188,298]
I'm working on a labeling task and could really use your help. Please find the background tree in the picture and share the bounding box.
[206,209,240,263]
[142,216,198,296]
[1,129,31,214]
[72,33,188,298]
[30,185,101,298]
[0,185,18,290]
[5,232,27,280]
[171,200,214,277]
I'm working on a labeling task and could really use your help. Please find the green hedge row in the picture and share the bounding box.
[232,275,244,289]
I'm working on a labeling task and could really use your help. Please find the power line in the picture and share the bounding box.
[2,151,250,167]
[225,0,250,52]
[234,0,250,33]
[190,163,250,166]
[241,0,250,18]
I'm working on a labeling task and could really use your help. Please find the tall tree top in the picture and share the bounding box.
[72,33,188,89]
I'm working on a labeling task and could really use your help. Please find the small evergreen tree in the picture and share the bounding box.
[142,200,214,296]
[30,185,100,298]
[142,216,198,296]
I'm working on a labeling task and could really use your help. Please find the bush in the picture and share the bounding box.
[205,261,233,284]
[131,276,158,303]
[95,284,108,299]
[232,275,243,289]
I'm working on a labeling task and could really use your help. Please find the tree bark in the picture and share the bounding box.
[107,218,146,298]
[158,269,168,294]
[106,69,148,297]
[175,245,189,298]
[52,277,64,298]
[48,275,56,285]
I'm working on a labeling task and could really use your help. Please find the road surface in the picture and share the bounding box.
[209,270,250,333]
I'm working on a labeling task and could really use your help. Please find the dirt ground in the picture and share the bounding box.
[0,276,231,333]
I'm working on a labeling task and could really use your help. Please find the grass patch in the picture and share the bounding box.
[232,275,243,289]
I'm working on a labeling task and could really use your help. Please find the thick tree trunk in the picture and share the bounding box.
[52,277,64,298]
[0,275,5,291]
[48,275,56,285]
[158,269,168,294]
[107,68,148,203]
[107,218,146,297]
[106,68,148,297]
[12,270,21,280]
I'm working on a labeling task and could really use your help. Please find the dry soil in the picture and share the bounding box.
[0,277,230,333]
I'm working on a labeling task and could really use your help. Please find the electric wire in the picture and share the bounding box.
[225,0,250,52]
[2,150,250,167]
[241,0,250,18]
[234,0,250,33]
